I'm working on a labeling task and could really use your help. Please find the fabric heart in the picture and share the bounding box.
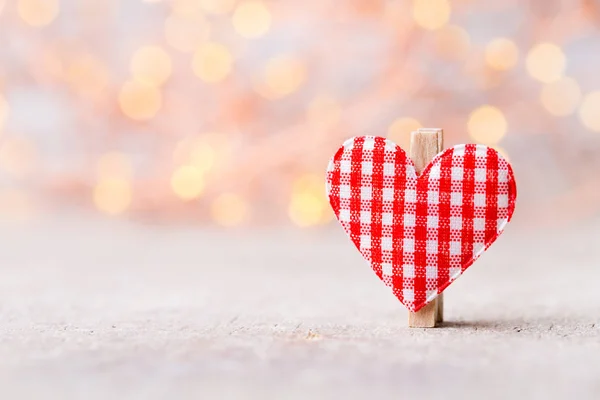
[326,136,517,312]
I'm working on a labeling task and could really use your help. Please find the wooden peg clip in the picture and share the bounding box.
[408,128,444,328]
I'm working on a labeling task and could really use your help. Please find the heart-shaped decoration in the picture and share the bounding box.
[326,136,517,312]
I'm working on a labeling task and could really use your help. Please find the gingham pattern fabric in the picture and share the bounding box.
[326,136,517,312]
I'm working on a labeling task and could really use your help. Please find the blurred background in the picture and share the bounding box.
[1,0,600,230]
[3,2,600,397]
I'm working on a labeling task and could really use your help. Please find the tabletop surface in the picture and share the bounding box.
[0,214,599,399]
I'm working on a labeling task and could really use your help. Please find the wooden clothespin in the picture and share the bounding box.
[408,128,444,328]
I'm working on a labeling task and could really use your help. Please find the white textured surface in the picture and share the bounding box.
[1,215,600,399]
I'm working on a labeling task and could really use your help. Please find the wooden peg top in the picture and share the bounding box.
[409,128,443,175]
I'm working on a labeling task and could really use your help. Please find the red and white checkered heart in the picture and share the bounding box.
[326,136,517,312]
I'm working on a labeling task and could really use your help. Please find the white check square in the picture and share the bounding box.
[384,140,396,152]
[340,160,351,173]
[474,217,486,231]
[382,212,393,225]
[497,218,507,231]
[426,266,437,279]
[360,210,371,224]
[403,238,415,253]
[427,191,439,204]
[339,185,351,199]
[473,242,485,257]
[498,169,509,183]
[451,192,462,206]
[450,241,461,255]
[474,193,486,207]
[498,194,509,208]
[403,264,415,278]
[427,240,438,254]
[382,263,393,276]
[452,146,466,157]
[383,162,395,176]
[360,234,371,249]
[451,167,463,180]
[450,216,462,230]
[404,189,417,203]
[475,168,487,182]
[475,145,487,157]
[363,140,375,150]
[381,237,393,251]
[429,165,441,179]
[427,216,439,229]
[449,267,461,279]
[404,214,416,227]
[338,209,350,222]
[361,161,373,175]
[383,187,394,201]
[361,186,372,201]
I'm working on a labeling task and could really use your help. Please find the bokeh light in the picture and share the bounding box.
[118,81,162,121]
[171,165,205,200]
[540,77,581,117]
[467,105,507,145]
[485,38,519,71]
[256,55,307,99]
[232,1,272,39]
[412,0,451,31]
[211,193,249,226]
[94,178,132,215]
[18,0,60,27]
[174,135,223,174]
[526,43,566,83]
[288,174,330,227]
[94,152,133,215]
[192,42,233,83]
[190,142,215,173]
[130,46,172,86]
[578,91,600,132]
